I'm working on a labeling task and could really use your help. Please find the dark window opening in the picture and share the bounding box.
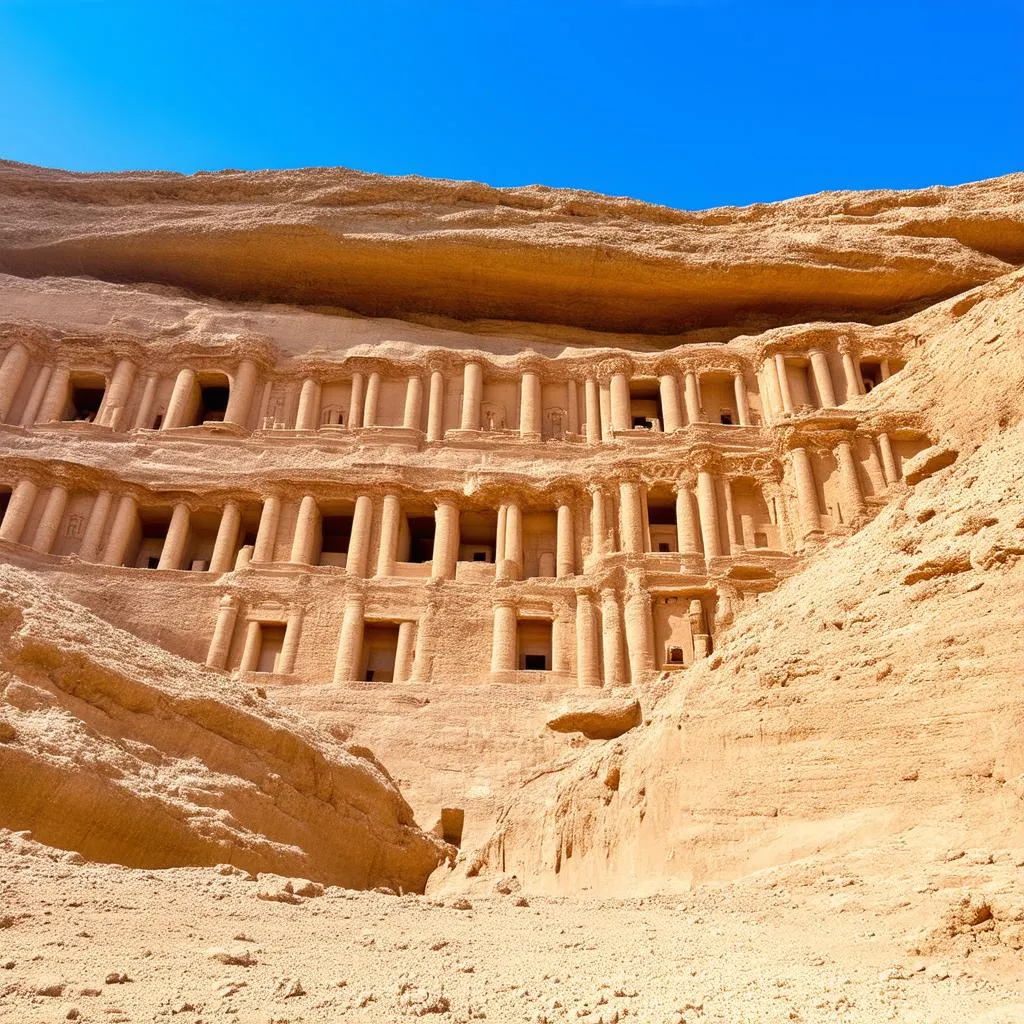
[321,515,352,554]
[523,653,547,671]
[146,555,160,569]
[0,490,11,526]
[658,542,671,552]
[440,808,464,848]
[628,381,663,431]
[151,413,163,429]
[364,669,375,682]
[407,516,436,563]
[719,411,734,426]
[860,360,883,392]
[68,386,105,422]
[632,416,651,429]
[472,551,486,562]
[199,385,230,423]
[668,646,685,664]
[754,531,768,548]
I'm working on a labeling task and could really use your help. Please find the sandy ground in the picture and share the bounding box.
[2,832,1022,1024]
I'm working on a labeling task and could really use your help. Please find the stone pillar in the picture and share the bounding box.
[333,595,365,683]
[394,620,416,683]
[881,359,892,381]
[460,361,483,430]
[238,621,263,673]
[349,372,365,428]
[290,495,320,565]
[426,370,445,441]
[723,479,739,554]
[659,374,683,432]
[590,486,607,558]
[774,354,794,414]
[762,358,784,422]
[209,501,242,574]
[205,596,239,670]
[278,608,304,675]
[836,439,866,519]
[519,371,542,437]
[295,377,321,430]
[696,470,721,559]
[733,372,751,426]
[163,367,198,429]
[157,503,191,570]
[133,373,160,429]
[840,349,862,400]
[0,343,30,423]
[411,607,434,683]
[362,371,381,427]
[31,485,69,554]
[609,372,630,432]
[101,494,138,566]
[790,447,821,536]
[223,359,258,428]
[683,371,701,424]
[37,366,70,423]
[556,503,575,578]
[567,380,580,435]
[600,589,627,688]
[490,602,517,674]
[403,374,424,431]
[376,493,401,577]
[575,591,601,687]
[675,485,701,555]
[346,495,375,578]
[599,381,613,441]
[495,505,508,566]
[877,432,899,484]
[252,496,281,563]
[431,500,459,579]
[0,479,39,544]
[624,582,656,682]
[98,358,137,431]
[19,366,52,427]
[79,490,113,562]
[551,615,570,674]
[584,378,600,444]
[809,349,837,408]
[618,481,644,553]
[503,502,523,580]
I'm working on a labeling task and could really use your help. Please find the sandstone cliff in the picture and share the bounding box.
[0,563,448,891]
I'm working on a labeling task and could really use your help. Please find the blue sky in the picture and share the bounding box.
[1,0,1021,210]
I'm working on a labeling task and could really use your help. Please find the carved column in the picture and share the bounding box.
[723,478,739,554]
[426,369,445,441]
[659,374,683,432]
[609,372,630,432]
[733,372,751,426]
[394,620,416,683]
[403,374,424,431]
[519,370,542,437]
[431,500,459,579]
[80,490,113,562]
[31,485,69,554]
[19,366,51,427]
[835,439,866,519]
[675,483,701,555]
[224,359,258,428]
[599,380,613,441]
[278,608,304,675]
[696,469,722,559]
[567,380,580,435]
[238,621,263,673]
[209,501,242,574]
[589,486,607,558]
[683,370,701,424]
[205,596,239,670]
[840,347,862,401]
[376,493,402,577]
[346,495,374,578]
[556,503,575,578]
[551,615,570,673]
[157,503,191,570]
[790,446,821,537]
[490,601,517,673]
[97,358,137,430]
[762,357,784,422]
[163,367,198,429]
[624,578,656,682]
[877,432,899,483]
[349,372,366,428]
[460,361,483,430]
[37,366,70,423]
[291,495,320,565]
[333,594,365,683]
[0,343,30,423]
[575,591,601,687]
[252,496,281,563]
[0,480,39,544]
[584,378,600,444]
[495,505,507,567]
[295,377,321,430]
[133,373,160,429]
[101,494,139,566]
[600,589,627,687]
[774,354,794,414]
[501,502,523,580]
[362,371,381,427]
[809,349,837,408]
[618,481,644,554]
